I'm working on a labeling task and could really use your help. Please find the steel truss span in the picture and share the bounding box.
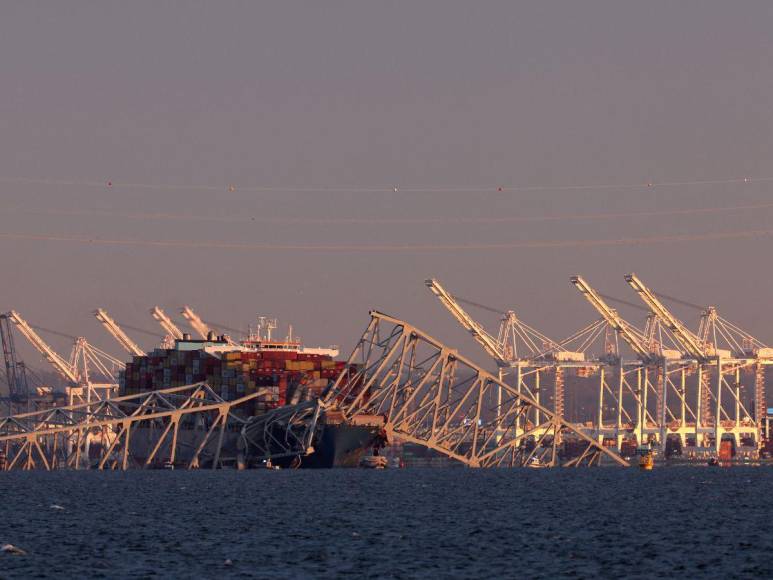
[0,383,264,471]
[242,312,629,468]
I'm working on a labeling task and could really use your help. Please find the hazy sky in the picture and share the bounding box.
[2,1,773,371]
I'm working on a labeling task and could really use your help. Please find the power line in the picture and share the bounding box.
[0,174,771,193]
[8,199,773,227]
[2,228,773,252]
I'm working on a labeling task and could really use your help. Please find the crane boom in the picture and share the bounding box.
[624,273,707,360]
[181,306,211,339]
[6,310,78,383]
[425,279,508,366]
[570,276,653,361]
[94,308,144,357]
[150,307,183,340]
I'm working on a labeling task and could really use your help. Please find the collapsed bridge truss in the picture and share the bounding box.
[1,312,630,470]
[0,383,263,471]
[242,312,629,468]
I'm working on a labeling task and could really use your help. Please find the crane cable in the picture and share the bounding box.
[455,290,705,318]
[3,227,773,251]
[202,319,243,336]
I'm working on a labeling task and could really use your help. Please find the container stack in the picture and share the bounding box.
[121,348,348,417]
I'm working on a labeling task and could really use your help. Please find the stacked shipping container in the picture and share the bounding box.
[120,347,347,417]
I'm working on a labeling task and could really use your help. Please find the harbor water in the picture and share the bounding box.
[1,466,771,578]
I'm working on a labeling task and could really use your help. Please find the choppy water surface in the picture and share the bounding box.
[0,466,771,578]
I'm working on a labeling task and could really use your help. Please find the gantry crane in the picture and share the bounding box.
[624,273,763,453]
[425,278,582,428]
[6,310,121,404]
[571,275,689,448]
[624,273,713,448]
[6,310,79,385]
[181,306,211,339]
[625,273,714,432]
[94,308,144,357]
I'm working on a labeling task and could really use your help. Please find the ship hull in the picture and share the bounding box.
[124,420,381,469]
[286,423,382,468]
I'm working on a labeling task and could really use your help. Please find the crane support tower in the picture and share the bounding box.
[0,313,29,401]
[6,310,121,405]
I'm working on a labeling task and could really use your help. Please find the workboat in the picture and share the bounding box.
[638,447,654,470]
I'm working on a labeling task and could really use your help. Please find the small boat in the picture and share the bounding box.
[360,455,388,469]
[638,447,654,470]
[707,457,719,467]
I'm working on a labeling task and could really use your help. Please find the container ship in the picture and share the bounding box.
[120,323,384,468]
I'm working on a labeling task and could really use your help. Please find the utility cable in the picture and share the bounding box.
[7,199,773,226]
[1,174,771,193]
[2,228,773,252]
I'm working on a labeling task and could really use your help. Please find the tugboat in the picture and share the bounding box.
[360,445,388,469]
[638,447,654,470]
[360,455,388,469]
[528,456,548,469]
